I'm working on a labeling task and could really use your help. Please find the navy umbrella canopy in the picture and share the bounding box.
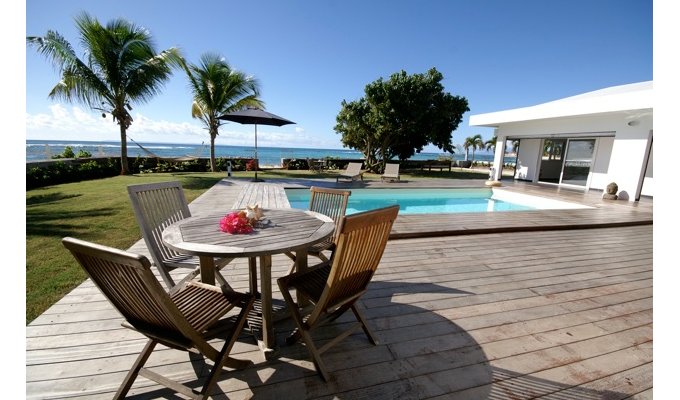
[218,108,295,182]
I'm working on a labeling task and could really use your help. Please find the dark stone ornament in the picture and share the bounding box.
[603,182,618,200]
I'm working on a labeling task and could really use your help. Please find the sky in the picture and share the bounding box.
[22,0,654,153]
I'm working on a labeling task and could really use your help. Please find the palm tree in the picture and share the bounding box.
[182,53,263,172]
[27,12,182,175]
[511,139,520,154]
[485,135,498,152]
[463,134,484,162]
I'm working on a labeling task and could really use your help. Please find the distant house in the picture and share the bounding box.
[469,81,653,201]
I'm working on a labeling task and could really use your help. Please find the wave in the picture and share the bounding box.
[27,143,121,148]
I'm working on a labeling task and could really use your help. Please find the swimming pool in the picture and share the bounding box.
[285,188,591,215]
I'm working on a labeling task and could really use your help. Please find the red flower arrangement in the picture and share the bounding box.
[219,211,254,234]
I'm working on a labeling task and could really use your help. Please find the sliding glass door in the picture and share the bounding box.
[561,139,596,187]
[538,139,566,183]
[538,138,596,187]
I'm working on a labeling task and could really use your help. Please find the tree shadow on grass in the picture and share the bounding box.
[26,192,81,206]
[26,208,117,238]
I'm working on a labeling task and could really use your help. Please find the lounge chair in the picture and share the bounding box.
[62,237,255,399]
[277,205,399,381]
[127,181,233,290]
[336,162,364,182]
[381,163,400,182]
[284,186,351,273]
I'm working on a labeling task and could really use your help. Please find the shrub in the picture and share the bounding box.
[284,158,307,170]
[52,146,75,159]
[76,149,92,158]
[324,157,343,170]
[26,158,120,190]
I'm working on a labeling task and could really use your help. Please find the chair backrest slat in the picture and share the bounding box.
[128,181,191,267]
[62,238,182,332]
[309,186,351,244]
[314,205,398,314]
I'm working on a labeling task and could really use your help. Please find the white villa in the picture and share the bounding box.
[469,81,653,201]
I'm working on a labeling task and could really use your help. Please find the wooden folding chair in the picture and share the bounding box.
[127,181,232,290]
[284,186,351,273]
[277,205,399,381]
[62,237,255,400]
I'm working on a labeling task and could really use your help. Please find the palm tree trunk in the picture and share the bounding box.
[120,125,129,175]
[209,131,217,172]
[465,148,469,161]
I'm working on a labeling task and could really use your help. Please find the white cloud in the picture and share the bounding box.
[26,103,340,149]
[26,104,119,138]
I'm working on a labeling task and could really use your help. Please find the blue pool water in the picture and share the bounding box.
[285,188,536,215]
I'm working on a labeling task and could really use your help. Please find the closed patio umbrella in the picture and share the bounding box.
[218,108,295,182]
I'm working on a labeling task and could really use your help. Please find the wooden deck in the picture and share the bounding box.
[26,178,653,399]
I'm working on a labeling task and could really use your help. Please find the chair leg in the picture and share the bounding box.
[215,270,233,291]
[284,251,297,275]
[156,265,177,290]
[278,281,303,345]
[170,268,202,295]
[315,252,329,263]
[114,339,157,399]
[299,328,330,381]
[198,302,253,399]
[278,281,331,381]
[351,304,379,345]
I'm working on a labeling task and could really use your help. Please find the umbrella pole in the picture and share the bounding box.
[254,124,260,182]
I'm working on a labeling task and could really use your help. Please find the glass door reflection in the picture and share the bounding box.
[561,139,596,186]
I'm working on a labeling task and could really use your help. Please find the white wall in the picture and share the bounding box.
[606,119,653,200]
[590,137,614,189]
[514,139,541,181]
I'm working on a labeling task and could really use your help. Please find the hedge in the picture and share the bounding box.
[26,157,254,190]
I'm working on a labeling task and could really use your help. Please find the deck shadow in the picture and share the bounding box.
[206,280,493,398]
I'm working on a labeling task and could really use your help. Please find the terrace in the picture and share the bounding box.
[26,177,653,399]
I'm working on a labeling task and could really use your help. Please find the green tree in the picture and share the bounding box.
[182,53,263,172]
[334,98,380,167]
[27,12,182,175]
[463,134,484,162]
[335,68,468,172]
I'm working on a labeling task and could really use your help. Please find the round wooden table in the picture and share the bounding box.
[162,208,335,354]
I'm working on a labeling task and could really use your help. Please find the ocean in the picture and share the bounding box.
[26,139,502,166]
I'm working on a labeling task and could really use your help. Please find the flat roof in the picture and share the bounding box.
[469,81,653,127]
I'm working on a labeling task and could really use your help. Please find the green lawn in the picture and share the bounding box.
[25,167,494,324]
[26,172,226,323]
